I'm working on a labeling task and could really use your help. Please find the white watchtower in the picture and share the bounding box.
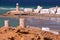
[16,3,19,12]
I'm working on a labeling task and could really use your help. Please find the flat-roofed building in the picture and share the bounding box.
[49,6,58,14]
[40,9,49,14]
[56,8,60,14]
[34,6,42,13]
[49,8,55,14]
[34,9,40,13]
[42,27,50,31]
[24,8,33,13]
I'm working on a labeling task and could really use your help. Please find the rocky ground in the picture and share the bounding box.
[0,26,60,40]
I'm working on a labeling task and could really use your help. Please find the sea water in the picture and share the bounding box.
[0,17,60,31]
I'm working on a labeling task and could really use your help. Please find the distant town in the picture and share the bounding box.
[5,3,60,15]
[0,3,60,18]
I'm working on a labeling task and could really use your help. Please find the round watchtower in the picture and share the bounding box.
[16,3,19,12]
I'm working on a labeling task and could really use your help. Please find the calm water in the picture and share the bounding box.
[0,17,60,31]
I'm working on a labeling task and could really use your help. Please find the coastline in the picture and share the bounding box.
[0,5,58,14]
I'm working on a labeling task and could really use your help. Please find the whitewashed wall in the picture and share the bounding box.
[56,8,60,14]
[24,8,33,12]
[40,9,49,14]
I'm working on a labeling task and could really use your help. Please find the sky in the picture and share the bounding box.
[0,0,60,7]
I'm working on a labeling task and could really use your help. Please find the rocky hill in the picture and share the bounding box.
[0,26,60,40]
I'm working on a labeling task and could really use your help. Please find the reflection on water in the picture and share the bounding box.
[0,17,60,31]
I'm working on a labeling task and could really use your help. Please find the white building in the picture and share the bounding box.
[42,27,59,35]
[49,6,58,14]
[24,8,33,13]
[34,9,40,13]
[56,8,60,14]
[37,6,42,10]
[34,6,42,13]
[49,8,55,14]
[50,30,59,35]
[42,27,50,31]
[40,9,49,14]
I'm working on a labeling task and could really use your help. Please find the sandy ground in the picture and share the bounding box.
[0,26,60,40]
